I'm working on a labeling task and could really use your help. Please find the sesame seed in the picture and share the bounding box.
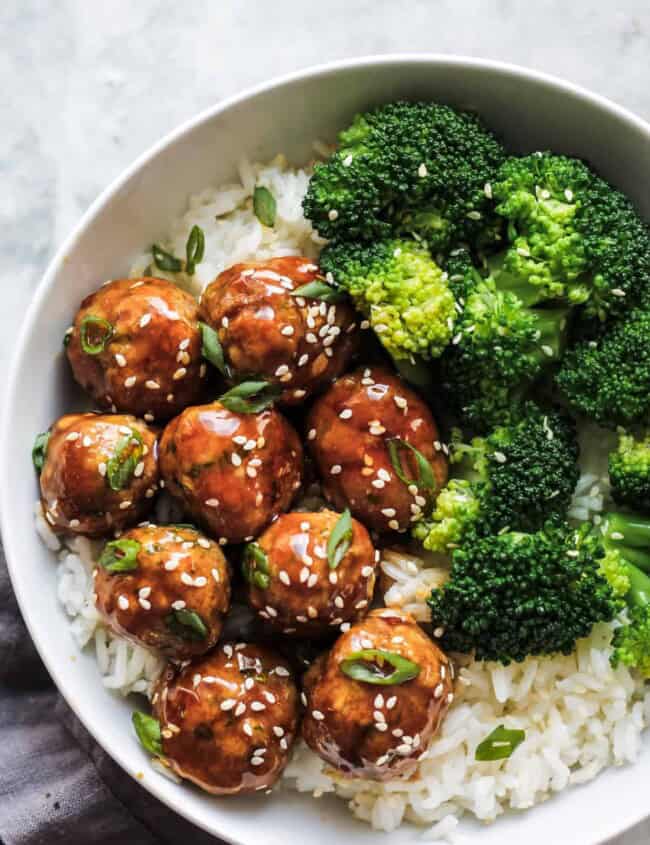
[197,537,210,549]
[388,519,400,530]
[612,288,626,297]
[484,182,493,199]
[265,605,278,618]
[164,560,179,571]
[394,396,407,409]
[194,576,207,587]
[139,314,152,328]
[123,376,137,388]
[281,326,294,336]
[231,453,242,467]
[361,566,373,577]
[307,605,318,618]
[205,498,219,507]
[396,744,412,755]
[330,464,342,475]
[418,162,428,178]
[375,722,388,732]
[339,408,352,419]
[138,597,151,610]
[360,320,370,330]
[306,333,317,344]
[275,364,289,377]
[467,210,482,220]
[343,154,353,167]
[434,683,444,699]
[115,353,127,367]
[173,367,187,380]
[251,757,264,767]
[307,573,318,588]
[493,451,507,463]
[171,600,186,610]
[145,379,160,390]
[565,188,574,202]
[119,500,132,510]
[311,709,325,720]
[328,209,339,221]
[65,431,79,442]
[374,694,384,708]
[251,701,266,712]
[381,508,396,518]
[243,723,253,737]
[180,572,193,586]
[371,479,385,489]
[244,677,254,690]
[334,596,344,609]
[117,595,129,610]
[386,696,397,709]
[447,692,454,705]
[541,344,554,357]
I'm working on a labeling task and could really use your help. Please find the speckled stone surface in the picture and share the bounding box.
[1,1,650,842]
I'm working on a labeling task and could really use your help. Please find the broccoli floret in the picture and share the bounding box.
[608,430,650,511]
[491,153,650,320]
[439,249,568,430]
[319,237,455,361]
[427,523,618,663]
[555,305,650,428]
[414,404,579,552]
[303,101,505,251]
[596,511,650,678]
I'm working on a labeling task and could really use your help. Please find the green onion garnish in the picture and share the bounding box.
[151,243,182,273]
[291,280,346,303]
[387,438,437,494]
[165,608,208,641]
[99,538,141,573]
[242,542,270,589]
[475,725,526,761]
[218,380,280,414]
[185,225,205,275]
[253,186,276,227]
[340,649,420,686]
[132,711,162,756]
[32,430,50,474]
[80,315,113,355]
[106,429,144,491]
[199,321,229,377]
[327,508,353,570]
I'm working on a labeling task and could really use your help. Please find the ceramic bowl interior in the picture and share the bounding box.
[3,56,650,845]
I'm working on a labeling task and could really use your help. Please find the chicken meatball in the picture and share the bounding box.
[307,367,448,534]
[159,402,303,543]
[199,257,358,404]
[243,510,378,638]
[38,413,159,536]
[94,524,230,660]
[151,643,299,794]
[302,608,454,780]
[66,277,205,421]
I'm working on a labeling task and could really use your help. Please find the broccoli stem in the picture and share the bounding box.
[605,512,650,550]
[616,546,650,573]
[626,562,650,609]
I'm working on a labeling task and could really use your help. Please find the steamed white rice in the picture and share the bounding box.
[39,153,650,838]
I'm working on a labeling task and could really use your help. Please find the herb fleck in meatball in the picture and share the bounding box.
[302,609,454,780]
[199,258,358,404]
[243,510,378,637]
[94,524,230,660]
[66,277,205,421]
[38,413,159,536]
[159,402,303,543]
[151,643,299,794]
[307,367,448,533]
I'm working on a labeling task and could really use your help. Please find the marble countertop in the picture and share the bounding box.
[2,1,650,842]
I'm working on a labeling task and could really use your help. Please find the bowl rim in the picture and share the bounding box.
[3,53,650,845]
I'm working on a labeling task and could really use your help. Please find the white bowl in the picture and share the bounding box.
[3,55,650,845]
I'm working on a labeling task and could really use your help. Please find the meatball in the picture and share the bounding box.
[307,366,448,534]
[243,510,378,638]
[199,257,358,404]
[152,642,299,794]
[39,413,159,536]
[159,402,303,543]
[94,524,230,660]
[66,277,205,421]
[301,608,454,780]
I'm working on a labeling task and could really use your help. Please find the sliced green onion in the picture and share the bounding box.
[291,280,346,303]
[80,315,113,355]
[199,321,229,377]
[253,186,276,227]
[152,243,183,273]
[327,508,353,569]
[32,431,50,474]
[132,711,162,755]
[218,380,280,414]
[99,538,141,573]
[185,225,205,275]
[242,542,270,589]
[167,523,199,531]
[340,648,420,686]
[387,438,437,494]
[106,429,144,491]
[475,725,526,761]
[165,608,208,641]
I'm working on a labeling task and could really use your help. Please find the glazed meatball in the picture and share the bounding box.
[243,510,378,638]
[66,277,205,421]
[199,258,358,404]
[302,608,454,780]
[152,643,299,794]
[94,524,230,660]
[39,413,159,536]
[159,402,303,543]
[307,367,448,534]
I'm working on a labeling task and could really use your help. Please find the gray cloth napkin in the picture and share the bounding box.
[0,539,221,845]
